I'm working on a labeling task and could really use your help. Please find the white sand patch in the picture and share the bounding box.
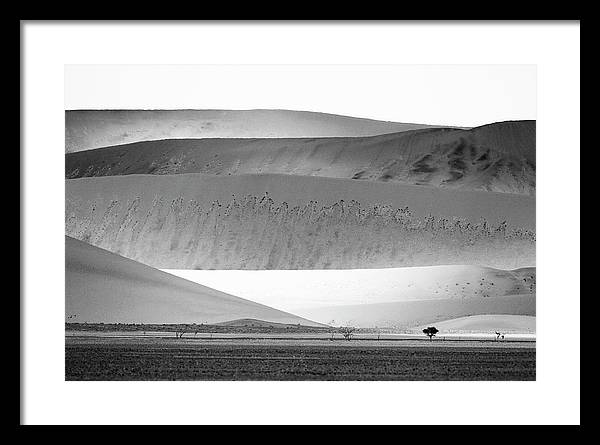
[162,266,535,312]
[293,296,535,329]
[414,314,536,333]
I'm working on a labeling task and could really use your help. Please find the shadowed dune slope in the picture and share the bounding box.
[294,294,536,329]
[66,109,447,153]
[65,236,324,326]
[66,120,535,195]
[66,173,535,270]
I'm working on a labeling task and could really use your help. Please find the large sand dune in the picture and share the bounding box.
[66,109,447,153]
[66,120,535,195]
[66,173,535,270]
[294,294,536,329]
[65,236,323,326]
[163,266,535,312]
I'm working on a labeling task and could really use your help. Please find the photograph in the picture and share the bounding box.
[64,64,536,381]
[20,21,580,426]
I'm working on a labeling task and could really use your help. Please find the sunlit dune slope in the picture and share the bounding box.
[294,294,535,329]
[66,120,535,195]
[414,315,535,333]
[66,173,535,270]
[66,109,445,152]
[65,236,324,326]
[214,318,327,329]
[162,265,536,311]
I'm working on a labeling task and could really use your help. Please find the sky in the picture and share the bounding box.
[65,64,536,127]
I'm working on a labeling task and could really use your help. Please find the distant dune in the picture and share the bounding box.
[66,109,448,153]
[214,318,326,329]
[414,315,536,333]
[162,265,535,312]
[66,120,535,195]
[66,173,535,270]
[65,236,323,326]
[294,294,535,329]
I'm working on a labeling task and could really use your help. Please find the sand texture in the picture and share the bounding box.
[66,120,534,195]
[66,174,535,270]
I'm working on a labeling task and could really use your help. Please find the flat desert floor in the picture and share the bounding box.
[65,335,535,381]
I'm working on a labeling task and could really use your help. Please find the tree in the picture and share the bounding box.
[329,320,337,340]
[339,326,357,341]
[422,326,439,341]
[175,325,188,338]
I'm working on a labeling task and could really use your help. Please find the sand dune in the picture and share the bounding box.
[214,318,325,329]
[66,109,447,153]
[65,236,323,326]
[66,173,535,270]
[64,110,536,331]
[414,315,536,333]
[293,294,536,329]
[163,266,536,312]
[66,120,535,195]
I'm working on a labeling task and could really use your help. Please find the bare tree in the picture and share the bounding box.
[329,319,337,340]
[175,325,188,338]
[339,326,357,341]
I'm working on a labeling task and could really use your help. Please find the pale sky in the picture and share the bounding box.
[65,64,536,127]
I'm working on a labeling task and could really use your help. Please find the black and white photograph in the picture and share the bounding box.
[21,22,580,425]
[64,65,537,381]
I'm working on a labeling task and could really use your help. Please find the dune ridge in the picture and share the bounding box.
[66,109,448,153]
[66,120,535,195]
